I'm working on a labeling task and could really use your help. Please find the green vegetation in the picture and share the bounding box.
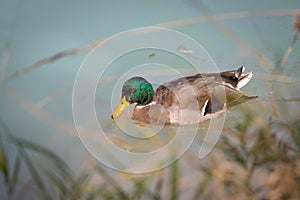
[1,107,299,199]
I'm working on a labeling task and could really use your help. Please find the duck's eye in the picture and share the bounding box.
[127,96,133,102]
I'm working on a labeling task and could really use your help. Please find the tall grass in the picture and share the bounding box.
[0,106,299,200]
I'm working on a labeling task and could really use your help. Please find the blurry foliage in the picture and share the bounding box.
[1,107,299,200]
[194,108,300,200]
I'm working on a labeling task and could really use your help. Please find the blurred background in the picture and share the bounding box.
[0,0,300,199]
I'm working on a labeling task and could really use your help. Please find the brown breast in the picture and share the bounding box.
[132,103,170,125]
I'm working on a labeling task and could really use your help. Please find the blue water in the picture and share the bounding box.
[0,0,300,198]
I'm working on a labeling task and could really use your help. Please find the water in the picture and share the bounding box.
[0,0,299,199]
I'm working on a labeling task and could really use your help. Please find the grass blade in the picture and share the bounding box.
[69,172,90,200]
[192,177,210,200]
[10,136,74,183]
[95,166,129,200]
[42,168,70,200]
[130,177,157,200]
[85,185,110,200]
[154,172,164,200]
[0,135,8,183]
[8,152,22,194]
[20,148,52,200]
[170,161,179,200]
[0,121,9,183]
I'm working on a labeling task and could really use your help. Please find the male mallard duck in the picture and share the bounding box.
[112,66,257,125]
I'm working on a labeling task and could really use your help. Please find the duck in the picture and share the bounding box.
[111,66,257,125]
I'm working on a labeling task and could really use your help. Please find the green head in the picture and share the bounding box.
[122,77,154,105]
[112,77,154,119]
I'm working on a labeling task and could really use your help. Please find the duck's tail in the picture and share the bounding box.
[226,94,259,108]
[220,66,253,90]
[204,86,258,115]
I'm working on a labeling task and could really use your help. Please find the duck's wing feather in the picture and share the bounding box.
[154,75,215,109]
[154,71,257,114]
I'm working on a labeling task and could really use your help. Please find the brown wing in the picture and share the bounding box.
[153,72,257,115]
[153,75,216,110]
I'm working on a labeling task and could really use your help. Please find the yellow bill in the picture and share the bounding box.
[111,96,130,119]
